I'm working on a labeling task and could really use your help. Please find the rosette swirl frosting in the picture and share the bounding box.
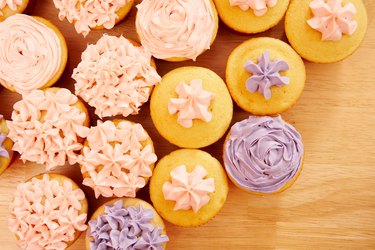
[224,116,303,193]
[136,0,215,60]
[8,174,88,250]
[88,200,169,250]
[0,14,62,94]
[307,0,358,41]
[229,0,277,16]
[0,0,23,16]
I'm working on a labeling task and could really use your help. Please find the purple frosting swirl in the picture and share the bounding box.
[244,50,289,100]
[88,200,169,250]
[224,116,303,193]
[0,114,9,159]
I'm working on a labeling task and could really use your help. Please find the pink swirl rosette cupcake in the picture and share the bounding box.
[135,0,219,62]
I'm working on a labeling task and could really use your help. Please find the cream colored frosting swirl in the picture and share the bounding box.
[229,0,277,16]
[0,0,23,16]
[136,0,215,60]
[0,14,62,94]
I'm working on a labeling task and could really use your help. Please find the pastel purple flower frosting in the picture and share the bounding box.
[88,200,169,250]
[224,116,303,193]
[244,50,290,100]
[0,114,9,159]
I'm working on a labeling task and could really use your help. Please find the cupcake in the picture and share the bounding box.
[226,37,305,115]
[150,149,229,227]
[0,14,67,94]
[285,0,368,63]
[9,174,88,249]
[223,116,304,194]
[79,119,157,198]
[73,34,161,118]
[6,87,90,171]
[150,66,233,148]
[0,114,13,175]
[0,0,28,21]
[86,198,169,250]
[53,0,134,36]
[214,0,290,33]
[135,0,219,62]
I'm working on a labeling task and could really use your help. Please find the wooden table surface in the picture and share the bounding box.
[1,0,375,249]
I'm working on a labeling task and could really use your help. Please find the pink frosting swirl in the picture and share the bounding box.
[53,0,130,36]
[8,174,87,250]
[307,0,358,41]
[168,79,215,128]
[229,0,277,16]
[0,14,62,94]
[136,0,215,60]
[0,0,23,16]
[79,120,157,198]
[162,165,215,213]
[73,35,160,118]
[6,88,89,171]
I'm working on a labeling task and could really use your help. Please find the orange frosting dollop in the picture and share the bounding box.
[79,120,157,198]
[8,174,87,250]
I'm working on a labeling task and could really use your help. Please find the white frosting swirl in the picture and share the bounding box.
[0,14,62,94]
[136,0,215,61]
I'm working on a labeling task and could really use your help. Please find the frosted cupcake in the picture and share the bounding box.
[0,14,68,94]
[73,35,160,118]
[214,0,290,33]
[79,119,157,198]
[9,174,88,249]
[136,0,219,61]
[223,116,304,194]
[0,114,13,175]
[53,0,134,36]
[87,198,168,250]
[6,87,90,171]
[285,0,367,63]
[0,0,29,21]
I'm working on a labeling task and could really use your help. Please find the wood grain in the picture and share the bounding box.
[1,0,375,249]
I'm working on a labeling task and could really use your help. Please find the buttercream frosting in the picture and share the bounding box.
[0,114,9,159]
[168,79,215,128]
[244,50,289,100]
[0,0,22,16]
[79,120,157,198]
[8,174,87,250]
[224,116,303,193]
[229,0,277,16]
[0,14,62,94]
[136,0,215,61]
[88,200,169,250]
[53,0,129,37]
[6,88,89,171]
[163,165,215,213]
[73,34,160,118]
[307,0,358,41]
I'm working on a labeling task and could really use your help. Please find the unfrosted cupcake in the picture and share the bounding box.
[0,14,68,94]
[223,116,304,194]
[136,0,219,61]
[285,0,367,63]
[6,87,90,171]
[9,174,88,250]
[73,34,160,118]
[53,0,134,36]
[150,66,233,148]
[150,149,228,227]
[0,114,13,175]
[79,119,157,198]
[214,0,290,33]
[226,37,305,115]
[0,0,29,21]
[86,198,168,250]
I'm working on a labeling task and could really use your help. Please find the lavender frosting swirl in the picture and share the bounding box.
[88,200,169,250]
[224,116,303,193]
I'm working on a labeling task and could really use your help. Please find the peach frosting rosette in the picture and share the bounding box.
[229,0,277,16]
[79,120,157,198]
[6,88,90,171]
[73,34,160,118]
[8,174,88,250]
[136,0,216,61]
